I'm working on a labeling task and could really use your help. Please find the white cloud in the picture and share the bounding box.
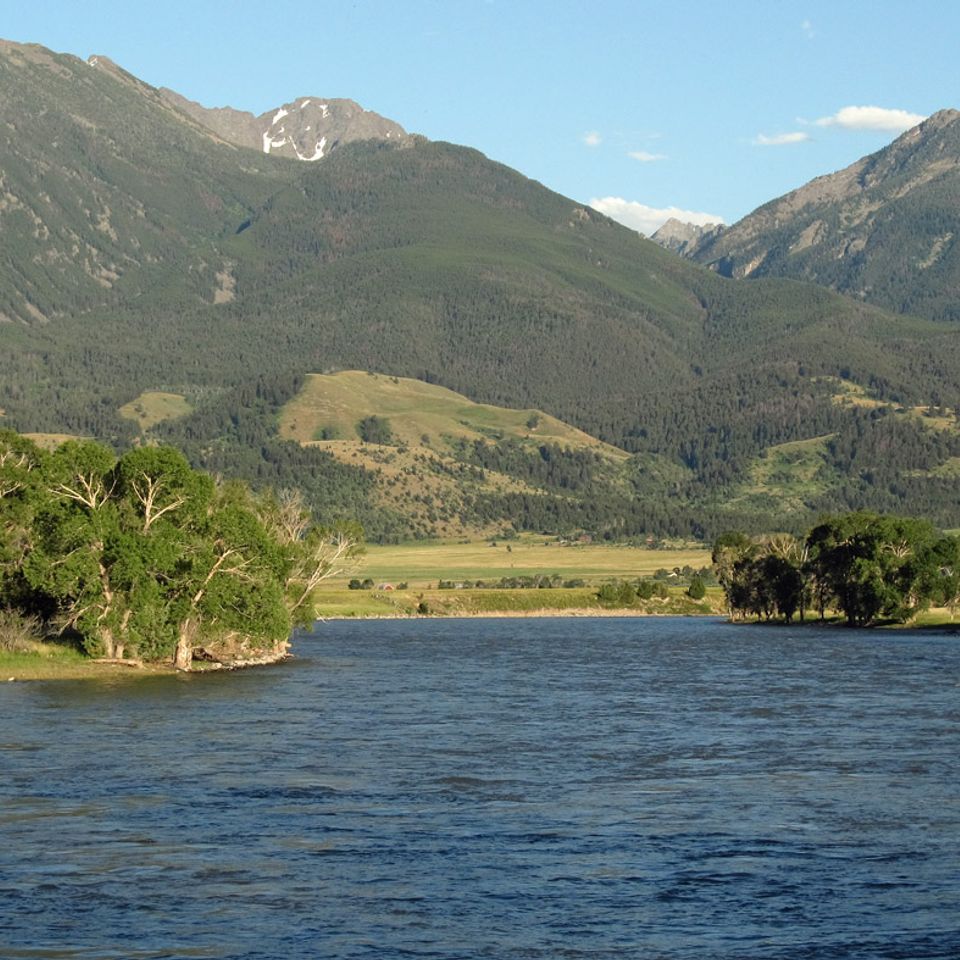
[801,19,814,39]
[588,197,725,237]
[628,150,667,162]
[582,131,601,147]
[753,131,811,147]
[813,105,927,132]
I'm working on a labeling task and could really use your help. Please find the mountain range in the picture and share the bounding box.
[1,38,959,540]
[658,109,960,323]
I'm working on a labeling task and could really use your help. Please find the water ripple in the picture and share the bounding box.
[1,617,958,959]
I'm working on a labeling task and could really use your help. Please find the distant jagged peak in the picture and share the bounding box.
[688,105,960,259]
[651,217,724,255]
[681,105,960,322]
[81,41,412,162]
[159,88,411,162]
[916,107,960,130]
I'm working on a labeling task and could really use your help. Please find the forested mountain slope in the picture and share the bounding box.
[687,109,960,322]
[0,40,299,325]
[1,39,960,537]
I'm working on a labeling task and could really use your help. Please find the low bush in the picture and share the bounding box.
[0,609,42,652]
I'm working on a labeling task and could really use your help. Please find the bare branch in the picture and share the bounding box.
[130,472,187,531]
[50,473,115,510]
[289,529,361,613]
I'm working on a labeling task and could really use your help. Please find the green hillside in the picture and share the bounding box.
[274,371,636,539]
[278,370,627,454]
[0,41,297,326]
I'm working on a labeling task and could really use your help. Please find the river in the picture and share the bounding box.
[2,617,958,959]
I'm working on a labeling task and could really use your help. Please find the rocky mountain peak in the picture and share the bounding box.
[159,89,411,161]
[682,106,960,322]
[918,107,960,130]
[651,218,724,255]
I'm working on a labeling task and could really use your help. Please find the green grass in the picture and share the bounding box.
[726,434,837,514]
[314,584,724,618]
[0,641,175,681]
[331,537,711,588]
[119,390,194,431]
[275,371,645,539]
[279,370,627,458]
[906,607,960,629]
[924,457,960,479]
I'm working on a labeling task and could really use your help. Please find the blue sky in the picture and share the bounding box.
[3,1,954,233]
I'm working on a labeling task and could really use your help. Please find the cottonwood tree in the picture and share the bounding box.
[807,513,937,626]
[24,440,130,657]
[711,531,755,619]
[168,482,290,670]
[929,536,960,618]
[16,442,307,666]
[0,431,46,610]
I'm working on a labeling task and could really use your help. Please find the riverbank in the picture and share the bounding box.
[2,596,719,680]
[1,640,293,682]
[7,602,957,682]
[0,641,176,682]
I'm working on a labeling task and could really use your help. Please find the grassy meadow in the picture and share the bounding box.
[330,536,711,588]
[278,370,625,455]
[118,390,193,431]
[313,585,724,619]
[313,536,718,618]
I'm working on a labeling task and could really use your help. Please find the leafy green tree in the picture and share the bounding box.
[7,433,352,667]
[927,535,960,617]
[637,579,655,600]
[114,445,212,533]
[617,580,637,605]
[597,583,619,604]
[24,440,129,657]
[687,576,706,600]
[806,512,937,626]
[0,431,46,611]
[357,415,393,445]
[712,531,757,618]
[167,483,290,669]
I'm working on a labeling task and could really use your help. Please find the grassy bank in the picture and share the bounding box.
[0,640,176,682]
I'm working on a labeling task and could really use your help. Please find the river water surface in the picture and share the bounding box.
[2,617,959,959]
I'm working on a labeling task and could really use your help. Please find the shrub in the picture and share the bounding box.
[0,609,42,652]
[597,583,619,603]
[356,415,393,445]
[637,579,655,599]
[687,577,707,600]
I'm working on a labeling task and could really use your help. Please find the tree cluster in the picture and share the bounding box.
[713,512,960,626]
[0,431,361,668]
[596,579,672,605]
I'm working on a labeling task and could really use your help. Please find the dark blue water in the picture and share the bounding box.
[1,617,959,959]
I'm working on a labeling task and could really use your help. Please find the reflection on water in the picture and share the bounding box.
[1,618,958,958]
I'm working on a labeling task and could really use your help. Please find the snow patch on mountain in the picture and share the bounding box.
[293,136,327,161]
